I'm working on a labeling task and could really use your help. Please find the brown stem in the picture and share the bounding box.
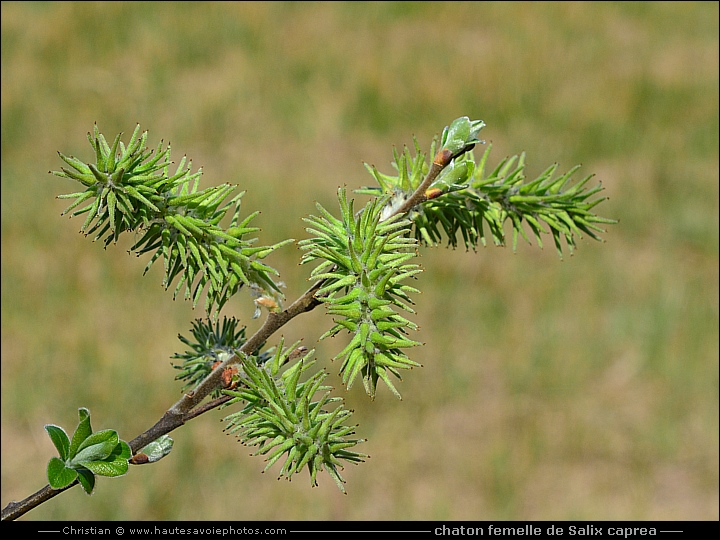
[393,144,473,217]
[1,484,74,522]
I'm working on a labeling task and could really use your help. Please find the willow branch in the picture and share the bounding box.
[0,279,325,521]
[2,146,460,521]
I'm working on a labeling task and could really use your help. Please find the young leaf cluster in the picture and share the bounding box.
[222,342,366,493]
[359,116,485,219]
[44,408,131,494]
[51,124,291,316]
[361,117,616,257]
[299,188,422,399]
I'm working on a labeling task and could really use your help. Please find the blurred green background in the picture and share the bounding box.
[2,1,717,521]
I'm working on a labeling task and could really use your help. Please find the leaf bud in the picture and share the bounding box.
[433,148,454,167]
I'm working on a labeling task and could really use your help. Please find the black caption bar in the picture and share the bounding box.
[2,521,716,536]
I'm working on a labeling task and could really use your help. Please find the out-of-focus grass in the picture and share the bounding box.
[2,1,717,520]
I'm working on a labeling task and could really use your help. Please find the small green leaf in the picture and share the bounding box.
[135,436,174,464]
[47,457,78,490]
[82,454,129,478]
[442,117,471,153]
[70,429,119,465]
[45,424,70,461]
[68,408,92,458]
[76,469,96,494]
